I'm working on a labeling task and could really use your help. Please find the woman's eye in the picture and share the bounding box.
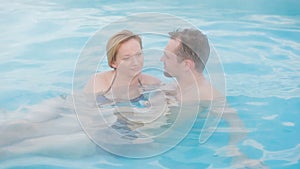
[122,57,130,60]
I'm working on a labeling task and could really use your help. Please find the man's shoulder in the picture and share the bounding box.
[198,82,224,101]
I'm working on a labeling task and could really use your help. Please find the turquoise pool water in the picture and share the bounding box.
[1,0,300,168]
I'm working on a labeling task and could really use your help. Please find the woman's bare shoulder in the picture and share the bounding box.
[84,71,114,94]
[95,71,113,79]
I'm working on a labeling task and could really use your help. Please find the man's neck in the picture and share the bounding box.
[177,71,205,89]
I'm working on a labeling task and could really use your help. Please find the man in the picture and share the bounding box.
[161,28,266,168]
[160,28,241,135]
[161,28,222,102]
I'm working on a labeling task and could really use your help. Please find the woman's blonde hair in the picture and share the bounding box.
[106,30,142,68]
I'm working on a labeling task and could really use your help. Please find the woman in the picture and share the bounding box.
[84,30,160,105]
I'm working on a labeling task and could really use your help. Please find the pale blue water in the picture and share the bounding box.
[1,0,300,169]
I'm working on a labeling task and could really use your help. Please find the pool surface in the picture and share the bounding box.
[1,0,300,168]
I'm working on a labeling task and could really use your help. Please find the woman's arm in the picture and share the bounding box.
[140,74,161,85]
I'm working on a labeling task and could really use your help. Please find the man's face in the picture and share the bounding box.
[160,39,183,77]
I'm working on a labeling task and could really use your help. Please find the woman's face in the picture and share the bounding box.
[112,38,144,77]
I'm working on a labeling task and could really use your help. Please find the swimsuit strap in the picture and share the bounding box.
[100,71,144,96]
[96,72,149,107]
[101,70,118,96]
[138,77,144,89]
[130,93,146,102]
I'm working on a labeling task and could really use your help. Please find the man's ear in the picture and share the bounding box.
[184,59,195,70]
